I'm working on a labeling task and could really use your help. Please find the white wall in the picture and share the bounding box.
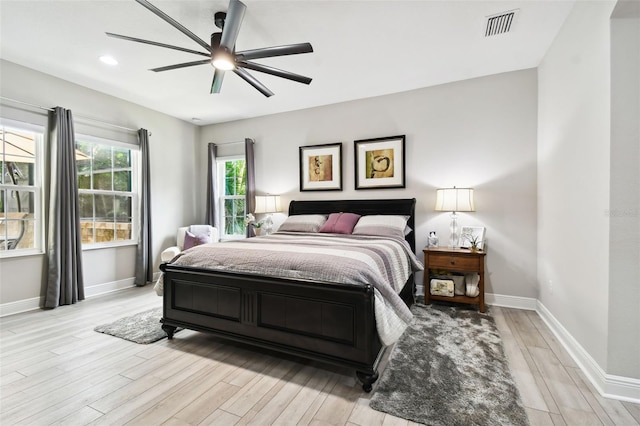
[538,1,615,373]
[609,8,640,378]
[0,60,200,308]
[200,69,539,301]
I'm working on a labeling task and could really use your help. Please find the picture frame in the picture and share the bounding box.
[354,135,405,190]
[459,226,486,250]
[299,143,342,191]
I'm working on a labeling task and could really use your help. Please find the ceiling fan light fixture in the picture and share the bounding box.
[212,49,235,71]
[109,0,312,96]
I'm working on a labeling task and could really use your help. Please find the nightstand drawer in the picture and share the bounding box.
[428,254,480,271]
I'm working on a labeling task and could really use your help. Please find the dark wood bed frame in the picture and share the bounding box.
[159,198,416,392]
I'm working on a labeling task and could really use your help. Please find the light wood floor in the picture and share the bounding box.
[1,286,638,426]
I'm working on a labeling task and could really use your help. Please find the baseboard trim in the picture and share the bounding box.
[0,272,160,318]
[536,301,640,403]
[486,292,537,310]
[0,296,44,317]
[83,278,136,298]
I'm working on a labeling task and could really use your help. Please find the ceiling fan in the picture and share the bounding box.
[106,0,313,97]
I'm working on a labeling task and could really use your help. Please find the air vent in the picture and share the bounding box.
[485,9,519,37]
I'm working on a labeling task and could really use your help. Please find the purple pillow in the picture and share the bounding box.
[183,231,211,250]
[319,212,361,234]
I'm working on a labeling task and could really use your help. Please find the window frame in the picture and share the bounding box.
[75,133,139,250]
[0,119,44,258]
[216,155,247,240]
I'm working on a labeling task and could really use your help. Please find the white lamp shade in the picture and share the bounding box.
[435,188,475,212]
[254,195,282,214]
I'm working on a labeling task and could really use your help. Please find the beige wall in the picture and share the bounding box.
[0,59,200,308]
[538,0,639,381]
[609,8,640,378]
[1,61,539,311]
[538,0,614,373]
[200,69,539,301]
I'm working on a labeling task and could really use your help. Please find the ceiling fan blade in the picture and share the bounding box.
[134,0,211,53]
[237,61,312,85]
[150,59,211,72]
[236,43,313,61]
[106,32,210,57]
[219,0,246,51]
[211,69,225,94]
[233,68,274,97]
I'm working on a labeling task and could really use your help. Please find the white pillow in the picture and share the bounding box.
[278,214,328,233]
[352,215,409,239]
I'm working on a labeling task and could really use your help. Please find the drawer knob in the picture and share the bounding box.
[450,259,455,265]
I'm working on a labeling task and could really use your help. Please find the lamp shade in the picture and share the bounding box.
[435,187,475,212]
[254,195,282,214]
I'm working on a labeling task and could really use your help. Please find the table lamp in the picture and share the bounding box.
[254,195,282,235]
[434,187,475,248]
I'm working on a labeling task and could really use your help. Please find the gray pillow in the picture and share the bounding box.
[352,215,409,239]
[278,214,328,232]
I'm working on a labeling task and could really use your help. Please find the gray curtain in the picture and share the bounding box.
[245,138,256,238]
[205,143,218,228]
[134,128,152,286]
[44,107,84,308]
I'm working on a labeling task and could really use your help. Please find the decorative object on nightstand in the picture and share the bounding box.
[254,194,282,235]
[428,231,439,248]
[423,247,487,312]
[434,187,475,248]
[244,213,264,235]
[430,278,454,297]
[459,226,485,251]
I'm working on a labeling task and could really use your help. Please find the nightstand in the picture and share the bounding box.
[423,247,487,312]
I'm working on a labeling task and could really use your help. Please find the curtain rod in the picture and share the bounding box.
[0,96,145,134]
[214,139,254,146]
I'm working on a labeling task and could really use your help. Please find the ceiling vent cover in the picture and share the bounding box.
[485,9,519,37]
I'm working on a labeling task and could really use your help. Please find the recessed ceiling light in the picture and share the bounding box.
[99,55,118,66]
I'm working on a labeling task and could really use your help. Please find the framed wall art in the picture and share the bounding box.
[354,135,405,189]
[299,143,342,191]
[459,226,486,250]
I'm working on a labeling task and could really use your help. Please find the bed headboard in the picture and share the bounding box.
[288,198,417,252]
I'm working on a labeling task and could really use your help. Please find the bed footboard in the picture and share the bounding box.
[160,263,389,391]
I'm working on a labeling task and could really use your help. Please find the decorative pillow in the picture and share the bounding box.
[352,215,410,239]
[183,231,211,250]
[319,212,361,234]
[278,214,327,233]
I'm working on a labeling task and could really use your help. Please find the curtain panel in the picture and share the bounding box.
[134,128,152,286]
[245,138,256,238]
[206,143,218,228]
[44,107,84,308]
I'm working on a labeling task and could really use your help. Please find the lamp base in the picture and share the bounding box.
[264,214,273,235]
[448,212,459,248]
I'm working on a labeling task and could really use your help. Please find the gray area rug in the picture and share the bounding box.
[370,304,529,426]
[94,307,177,344]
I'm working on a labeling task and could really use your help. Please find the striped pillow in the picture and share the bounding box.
[352,215,409,239]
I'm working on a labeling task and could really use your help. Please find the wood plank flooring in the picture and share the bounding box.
[1,286,638,425]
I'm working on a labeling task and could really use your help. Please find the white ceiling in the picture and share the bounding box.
[0,0,575,125]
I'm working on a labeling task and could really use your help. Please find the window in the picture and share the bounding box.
[0,122,43,255]
[76,135,138,246]
[217,157,246,239]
